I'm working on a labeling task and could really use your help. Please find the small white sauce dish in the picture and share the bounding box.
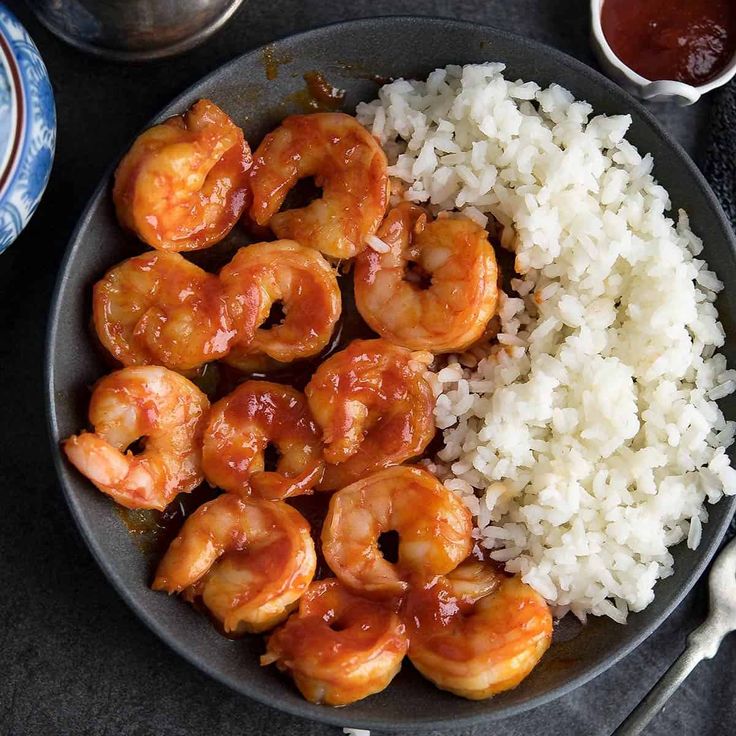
[590,0,736,106]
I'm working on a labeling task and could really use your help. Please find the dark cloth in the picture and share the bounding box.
[0,1,733,735]
[703,82,736,541]
[704,81,736,234]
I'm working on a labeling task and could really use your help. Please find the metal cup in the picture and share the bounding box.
[27,0,246,61]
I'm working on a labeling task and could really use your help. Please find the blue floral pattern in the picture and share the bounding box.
[0,69,10,169]
[0,4,56,253]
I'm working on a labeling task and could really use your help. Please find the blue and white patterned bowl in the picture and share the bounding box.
[0,3,55,253]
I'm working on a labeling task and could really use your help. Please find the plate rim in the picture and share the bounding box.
[45,15,736,731]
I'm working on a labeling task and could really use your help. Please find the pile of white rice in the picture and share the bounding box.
[357,64,736,623]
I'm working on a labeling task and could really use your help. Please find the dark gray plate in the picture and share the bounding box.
[46,16,736,732]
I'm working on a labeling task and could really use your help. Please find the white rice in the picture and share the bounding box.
[357,64,736,623]
[366,234,391,253]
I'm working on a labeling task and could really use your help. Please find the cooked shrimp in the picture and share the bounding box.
[443,557,503,603]
[202,381,324,500]
[354,203,499,352]
[248,113,388,259]
[321,466,473,598]
[63,366,209,511]
[220,241,341,368]
[114,99,251,251]
[262,578,407,705]
[304,338,436,489]
[153,493,316,634]
[93,251,236,371]
[404,572,553,700]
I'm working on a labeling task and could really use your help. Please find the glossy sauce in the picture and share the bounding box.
[321,466,473,598]
[112,100,251,252]
[152,493,317,636]
[271,579,406,659]
[403,573,553,700]
[201,380,324,499]
[335,60,394,86]
[303,72,346,110]
[284,72,347,112]
[263,578,408,705]
[261,45,293,80]
[111,109,436,637]
[601,0,736,85]
[93,251,236,371]
[116,483,219,561]
[248,112,388,261]
[220,240,342,367]
[196,268,377,395]
[115,271,374,562]
[354,202,500,354]
[287,493,334,580]
[306,339,437,489]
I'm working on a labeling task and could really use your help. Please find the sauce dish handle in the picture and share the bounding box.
[640,80,702,106]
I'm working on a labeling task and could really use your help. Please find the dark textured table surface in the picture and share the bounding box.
[1,1,733,735]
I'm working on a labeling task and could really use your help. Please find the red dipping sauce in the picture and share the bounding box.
[601,0,736,86]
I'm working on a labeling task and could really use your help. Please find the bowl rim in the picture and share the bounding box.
[29,0,248,62]
[45,15,736,731]
[0,14,25,199]
[589,0,736,95]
